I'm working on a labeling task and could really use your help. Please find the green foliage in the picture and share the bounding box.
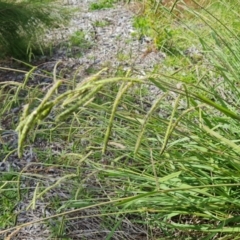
[93,20,111,28]
[69,30,92,49]
[89,0,116,10]
[64,30,93,57]
[0,172,19,229]
[0,0,70,60]
[3,0,240,239]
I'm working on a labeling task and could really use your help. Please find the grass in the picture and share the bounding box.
[65,30,93,57]
[93,20,112,28]
[0,0,71,61]
[1,0,240,239]
[89,0,117,10]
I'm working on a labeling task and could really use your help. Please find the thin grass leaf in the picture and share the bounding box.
[196,94,240,120]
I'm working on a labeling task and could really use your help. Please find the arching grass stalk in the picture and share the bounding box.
[60,68,108,107]
[23,66,37,88]
[156,103,206,157]
[159,94,181,155]
[149,75,240,121]
[16,80,62,158]
[26,173,77,210]
[202,125,240,155]
[196,94,240,121]
[134,92,167,156]
[53,60,62,94]
[56,85,103,121]
[102,81,133,154]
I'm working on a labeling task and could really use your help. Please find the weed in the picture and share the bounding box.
[89,0,116,11]
[93,20,111,28]
[66,30,93,57]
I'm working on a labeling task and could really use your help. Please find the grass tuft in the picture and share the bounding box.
[2,0,240,239]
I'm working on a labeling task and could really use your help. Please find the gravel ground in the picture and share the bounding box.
[46,0,166,76]
[1,1,168,239]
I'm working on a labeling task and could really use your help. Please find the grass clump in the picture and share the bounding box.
[0,0,71,60]
[2,0,240,239]
[62,30,93,58]
[93,20,112,28]
[89,0,116,10]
